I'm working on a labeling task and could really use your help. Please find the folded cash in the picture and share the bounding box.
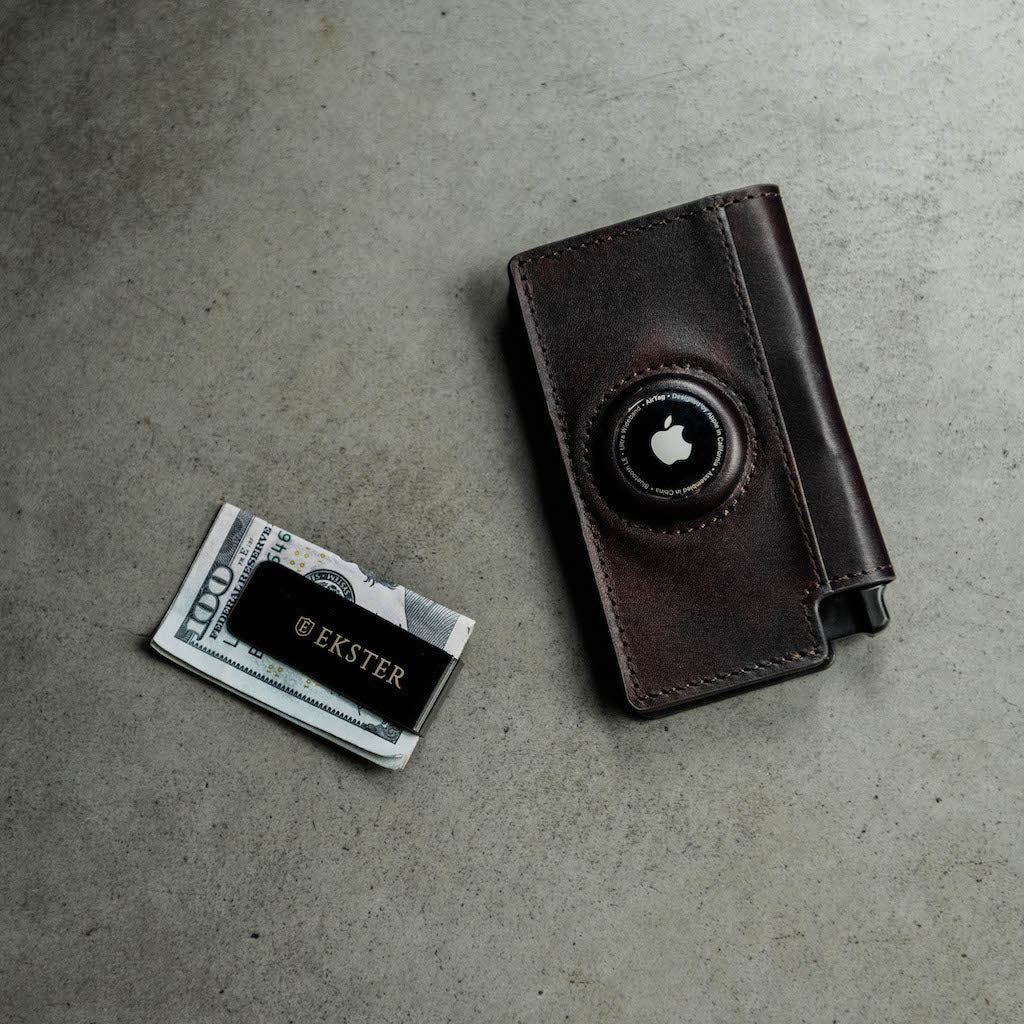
[151,504,474,768]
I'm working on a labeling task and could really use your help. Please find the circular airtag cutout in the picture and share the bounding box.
[615,391,725,499]
[594,372,751,524]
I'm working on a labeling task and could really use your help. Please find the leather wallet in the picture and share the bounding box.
[508,184,895,712]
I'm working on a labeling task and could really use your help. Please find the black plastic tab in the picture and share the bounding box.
[228,561,460,733]
[820,583,890,642]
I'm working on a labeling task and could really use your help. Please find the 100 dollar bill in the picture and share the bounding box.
[151,504,474,768]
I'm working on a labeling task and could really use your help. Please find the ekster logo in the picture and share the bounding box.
[293,615,405,689]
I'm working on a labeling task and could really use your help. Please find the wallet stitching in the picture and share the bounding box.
[825,563,893,586]
[709,205,824,660]
[580,363,758,535]
[641,646,824,699]
[513,190,824,705]
[515,191,779,266]
[518,274,642,693]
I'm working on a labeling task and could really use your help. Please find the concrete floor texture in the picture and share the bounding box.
[1,1,1021,1021]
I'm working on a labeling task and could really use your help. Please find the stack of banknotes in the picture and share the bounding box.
[151,504,475,769]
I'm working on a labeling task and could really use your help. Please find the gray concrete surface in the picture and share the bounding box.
[1,1,1021,1021]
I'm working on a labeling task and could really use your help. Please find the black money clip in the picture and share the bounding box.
[228,561,461,733]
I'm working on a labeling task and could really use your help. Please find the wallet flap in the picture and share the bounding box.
[723,194,894,593]
[510,187,831,710]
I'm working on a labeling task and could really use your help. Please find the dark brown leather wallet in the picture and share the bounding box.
[508,184,894,712]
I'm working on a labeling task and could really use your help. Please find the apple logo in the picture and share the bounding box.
[650,415,692,465]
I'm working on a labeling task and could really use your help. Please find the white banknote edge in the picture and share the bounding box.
[151,503,474,768]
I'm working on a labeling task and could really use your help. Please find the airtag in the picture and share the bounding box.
[595,373,751,523]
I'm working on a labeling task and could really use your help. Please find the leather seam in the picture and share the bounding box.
[825,563,893,586]
[517,271,643,698]
[512,190,822,704]
[712,206,824,614]
[639,647,824,700]
[580,363,758,535]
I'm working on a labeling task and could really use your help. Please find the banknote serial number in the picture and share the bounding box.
[266,531,292,563]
